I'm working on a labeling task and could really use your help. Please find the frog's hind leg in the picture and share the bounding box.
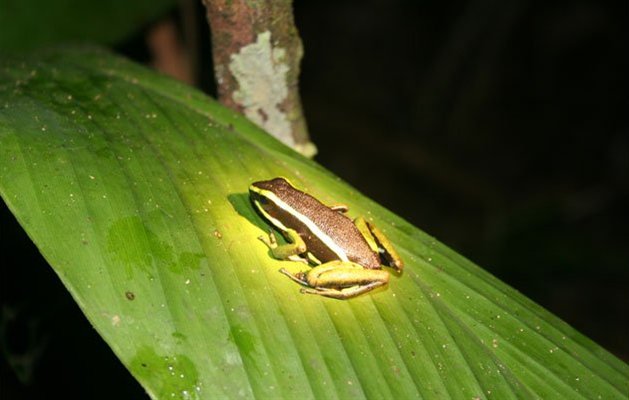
[354,217,404,271]
[280,261,390,300]
[300,281,387,300]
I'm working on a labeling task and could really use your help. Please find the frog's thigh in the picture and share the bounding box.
[306,261,389,288]
[301,280,388,299]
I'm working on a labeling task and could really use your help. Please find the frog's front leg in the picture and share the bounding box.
[258,229,309,264]
[354,217,404,272]
[280,261,389,299]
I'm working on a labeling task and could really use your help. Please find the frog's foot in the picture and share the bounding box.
[257,230,278,249]
[279,268,309,286]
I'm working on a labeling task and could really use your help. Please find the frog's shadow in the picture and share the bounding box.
[228,192,288,261]
[227,192,268,232]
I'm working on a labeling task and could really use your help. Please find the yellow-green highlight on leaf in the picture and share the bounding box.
[0,47,627,399]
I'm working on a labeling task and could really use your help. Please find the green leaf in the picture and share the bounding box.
[0,0,174,54]
[1,47,626,399]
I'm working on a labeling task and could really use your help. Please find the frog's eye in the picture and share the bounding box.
[255,195,273,212]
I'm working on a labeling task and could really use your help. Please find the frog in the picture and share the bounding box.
[249,177,403,299]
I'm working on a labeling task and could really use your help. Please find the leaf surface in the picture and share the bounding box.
[0,47,626,399]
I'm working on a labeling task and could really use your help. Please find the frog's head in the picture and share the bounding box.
[249,177,296,230]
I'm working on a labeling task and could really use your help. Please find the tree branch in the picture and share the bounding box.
[201,0,315,156]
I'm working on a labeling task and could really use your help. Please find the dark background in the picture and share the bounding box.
[299,0,629,362]
[2,0,627,398]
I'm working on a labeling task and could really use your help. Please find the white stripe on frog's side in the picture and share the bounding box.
[253,198,290,232]
[251,188,349,262]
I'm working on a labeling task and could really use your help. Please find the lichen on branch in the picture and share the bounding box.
[229,31,291,147]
